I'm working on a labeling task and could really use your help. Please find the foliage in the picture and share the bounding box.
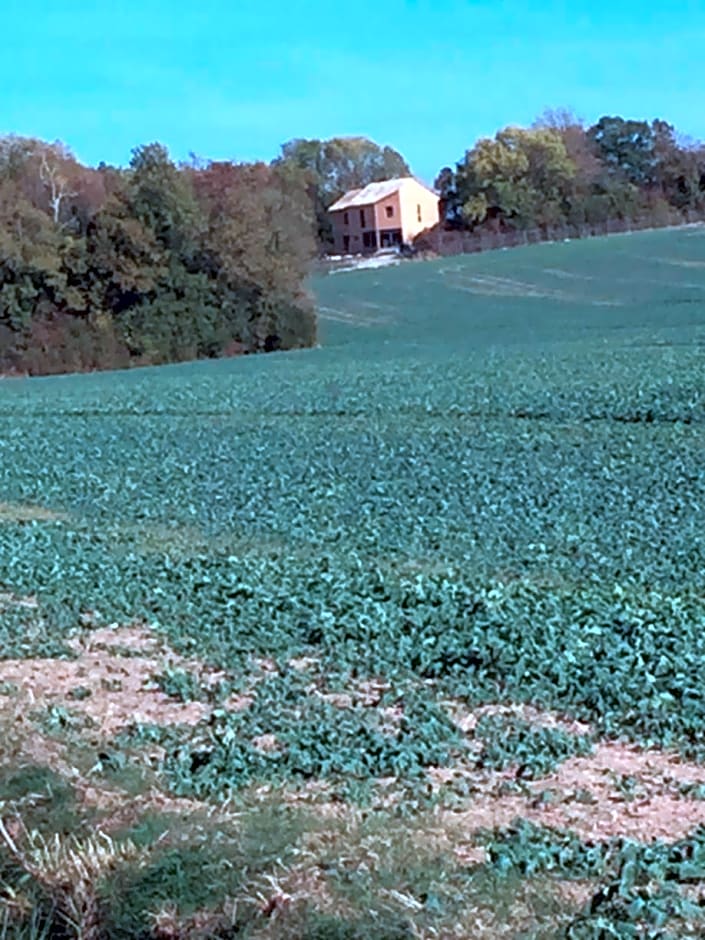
[0,137,317,375]
[275,136,410,249]
[0,596,74,660]
[122,675,465,798]
[103,844,239,935]
[436,112,705,234]
[0,802,312,938]
[2,231,705,933]
[488,820,705,936]
[152,667,220,703]
[454,126,576,228]
[474,715,593,777]
[588,117,668,188]
[3,231,705,729]
[0,766,81,837]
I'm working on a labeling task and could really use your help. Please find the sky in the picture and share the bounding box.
[3,0,705,183]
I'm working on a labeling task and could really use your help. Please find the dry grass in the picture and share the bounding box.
[0,820,147,939]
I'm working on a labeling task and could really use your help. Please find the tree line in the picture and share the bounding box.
[0,133,413,375]
[2,114,704,374]
[267,115,705,256]
[0,139,318,374]
[433,111,705,239]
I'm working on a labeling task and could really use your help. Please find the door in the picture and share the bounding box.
[380,229,402,248]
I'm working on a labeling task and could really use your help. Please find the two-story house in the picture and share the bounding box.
[328,177,439,255]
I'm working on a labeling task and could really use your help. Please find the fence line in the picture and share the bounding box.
[415,210,705,258]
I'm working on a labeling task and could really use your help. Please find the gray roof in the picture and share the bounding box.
[328,177,437,212]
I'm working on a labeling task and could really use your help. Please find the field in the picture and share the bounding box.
[2,227,705,936]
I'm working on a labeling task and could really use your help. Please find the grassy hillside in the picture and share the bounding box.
[2,227,705,936]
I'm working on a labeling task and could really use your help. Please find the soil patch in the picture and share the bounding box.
[438,740,705,855]
[0,624,247,737]
[0,502,66,523]
[448,699,594,737]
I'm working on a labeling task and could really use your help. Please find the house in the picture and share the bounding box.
[328,177,440,255]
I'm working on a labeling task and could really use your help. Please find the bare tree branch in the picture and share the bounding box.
[39,150,78,225]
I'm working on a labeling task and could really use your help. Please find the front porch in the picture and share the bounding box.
[359,228,402,253]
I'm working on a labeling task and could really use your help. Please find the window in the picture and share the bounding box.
[343,235,350,253]
[343,212,349,225]
[385,205,394,218]
[417,204,422,223]
[359,208,366,228]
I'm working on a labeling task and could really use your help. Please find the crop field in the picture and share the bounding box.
[2,227,705,936]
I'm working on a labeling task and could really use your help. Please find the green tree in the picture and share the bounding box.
[587,116,659,187]
[127,143,202,253]
[274,136,410,249]
[533,109,602,186]
[190,160,316,352]
[532,110,645,226]
[450,126,576,229]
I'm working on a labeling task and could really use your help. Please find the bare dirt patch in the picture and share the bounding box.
[4,633,705,928]
[438,739,705,856]
[0,624,246,737]
[0,502,66,523]
[526,741,705,841]
[441,272,620,307]
[447,699,594,737]
[0,591,39,610]
[660,258,705,269]
[317,304,390,328]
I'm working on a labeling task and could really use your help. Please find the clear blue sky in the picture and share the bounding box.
[3,0,704,183]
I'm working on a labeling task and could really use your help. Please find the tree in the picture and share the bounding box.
[127,143,201,252]
[437,113,705,234]
[278,136,410,203]
[587,116,660,187]
[0,136,107,235]
[435,165,463,227]
[190,160,316,352]
[449,126,576,229]
[274,136,411,249]
[533,109,602,186]
[0,137,318,374]
[650,126,705,210]
[583,115,705,217]
[0,177,62,335]
[39,151,78,225]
